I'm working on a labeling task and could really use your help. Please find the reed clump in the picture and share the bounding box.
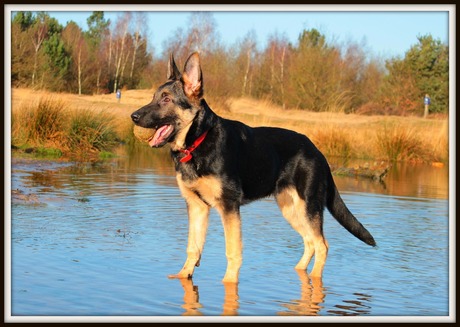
[11,97,120,161]
[311,126,354,159]
[374,121,447,163]
[12,97,66,147]
[65,109,119,160]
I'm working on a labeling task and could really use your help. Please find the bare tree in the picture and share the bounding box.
[85,11,111,94]
[11,17,34,86]
[279,45,287,109]
[112,12,131,92]
[129,12,148,80]
[188,12,218,56]
[30,13,49,86]
[62,22,88,95]
[163,12,219,63]
[240,30,257,97]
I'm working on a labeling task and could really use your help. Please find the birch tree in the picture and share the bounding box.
[62,22,88,94]
[30,12,49,86]
[239,30,257,97]
[86,11,110,93]
[129,12,148,81]
[112,12,131,93]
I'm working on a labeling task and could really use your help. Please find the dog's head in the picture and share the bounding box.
[131,52,204,148]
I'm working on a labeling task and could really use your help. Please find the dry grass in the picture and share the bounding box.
[226,98,448,163]
[11,96,67,148]
[10,88,449,163]
[11,90,122,160]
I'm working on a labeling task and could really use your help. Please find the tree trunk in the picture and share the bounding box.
[130,32,140,80]
[280,46,286,110]
[242,48,251,96]
[113,20,129,93]
[32,50,38,86]
[270,45,275,98]
[96,69,101,94]
[78,47,82,95]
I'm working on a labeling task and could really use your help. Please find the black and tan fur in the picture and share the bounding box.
[131,53,376,283]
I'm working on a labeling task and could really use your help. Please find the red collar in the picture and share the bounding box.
[179,130,209,163]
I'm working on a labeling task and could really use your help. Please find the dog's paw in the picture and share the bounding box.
[222,275,239,284]
[168,272,192,280]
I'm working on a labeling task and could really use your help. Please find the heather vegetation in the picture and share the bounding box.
[12,11,449,116]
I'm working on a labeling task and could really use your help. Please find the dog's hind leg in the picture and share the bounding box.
[305,196,329,278]
[276,187,314,270]
[307,214,329,278]
[217,206,243,284]
[276,187,328,277]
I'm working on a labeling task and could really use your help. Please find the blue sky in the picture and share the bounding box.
[8,5,452,60]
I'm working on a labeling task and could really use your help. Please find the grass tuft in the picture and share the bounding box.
[65,109,118,160]
[12,96,120,161]
[12,97,66,147]
[376,122,426,162]
[312,126,354,159]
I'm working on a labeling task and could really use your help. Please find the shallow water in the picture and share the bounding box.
[8,147,451,321]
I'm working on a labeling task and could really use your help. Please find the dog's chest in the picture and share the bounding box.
[176,173,223,207]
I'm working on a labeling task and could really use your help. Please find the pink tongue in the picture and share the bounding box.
[149,125,172,147]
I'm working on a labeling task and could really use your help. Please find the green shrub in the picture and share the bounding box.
[66,109,118,160]
[36,146,63,158]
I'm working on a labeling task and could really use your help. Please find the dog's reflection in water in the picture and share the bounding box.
[278,270,326,316]
[178,278,203,316]
[178,278,240,316]
[222,282,239,316]
[177,271,325,316]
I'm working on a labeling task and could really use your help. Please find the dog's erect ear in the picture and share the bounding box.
[167,53,181,80]
[182,52,203,99]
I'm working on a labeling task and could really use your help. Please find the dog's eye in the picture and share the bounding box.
[161,93,171,103]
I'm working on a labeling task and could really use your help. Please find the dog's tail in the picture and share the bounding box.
[326,178,376,247]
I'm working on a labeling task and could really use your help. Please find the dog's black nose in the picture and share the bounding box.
[131,113,140,123]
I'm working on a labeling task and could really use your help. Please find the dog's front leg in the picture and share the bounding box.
[169,198,210,279]
[217,207,243,284]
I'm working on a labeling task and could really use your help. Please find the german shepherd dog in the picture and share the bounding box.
[131,53,376,283]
